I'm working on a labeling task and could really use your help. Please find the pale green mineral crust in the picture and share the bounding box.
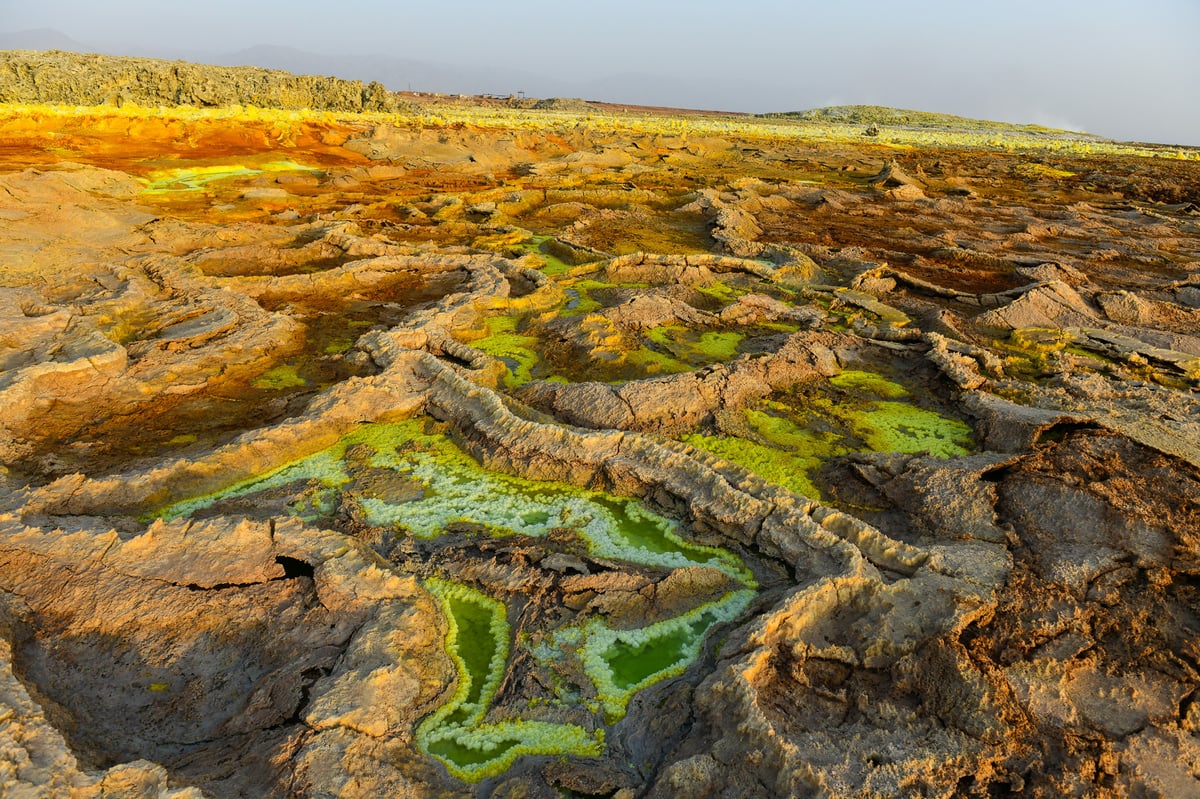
[165,419,751,581]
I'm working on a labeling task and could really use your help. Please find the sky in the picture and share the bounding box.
[2,0,1199,145]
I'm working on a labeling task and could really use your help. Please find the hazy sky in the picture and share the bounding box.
[3,0,1199,145]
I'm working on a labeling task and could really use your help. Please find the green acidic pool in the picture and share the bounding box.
[417,579,603,782]
[577,589,754,722]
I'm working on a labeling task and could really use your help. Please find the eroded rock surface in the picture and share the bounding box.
[0,90,1198,799]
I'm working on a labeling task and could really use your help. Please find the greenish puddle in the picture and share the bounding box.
[251,364,308,391]
[562,278,615,315]
[684,370,975,501]
[513,235,576,276]
[576,591,753,721]
[469,316,546,388]
[156,418,756,782]
[422,582,752,782]
[417,580,604,781]
[139,160,321,194]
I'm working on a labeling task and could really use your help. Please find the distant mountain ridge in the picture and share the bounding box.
[216,44,560,98]
[0,28,87,51]
[0,27,743,110]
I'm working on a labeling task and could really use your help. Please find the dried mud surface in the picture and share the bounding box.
[0,100,1199,799]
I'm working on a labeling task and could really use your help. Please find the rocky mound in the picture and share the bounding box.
[0,50,405,112]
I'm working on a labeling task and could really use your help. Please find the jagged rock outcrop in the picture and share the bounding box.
[0,514,456,797]
[0,50,404,111]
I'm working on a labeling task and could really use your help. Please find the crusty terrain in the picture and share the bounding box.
[0,49,402,111]
[0,77,1198,799]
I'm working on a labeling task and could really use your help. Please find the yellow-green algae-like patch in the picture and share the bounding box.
[682,429,827,500]
[621,344,693,378]
[485,279,756,385]
[250,363,308,391]
[692,279,752,309]
[645,326,746,365]
[468,315,544,388]
[848,398,975,456]
[683,370,974,500]
[512,235,575,276]
[416,579,603,782]
[139,160,320,193]
[827,371,974,457]
[828,369,909,398]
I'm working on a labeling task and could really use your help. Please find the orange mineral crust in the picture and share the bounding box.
[0,87,1198,799]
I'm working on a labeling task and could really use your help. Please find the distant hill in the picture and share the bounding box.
[0,49,406,112]
[0,28,87,51]
[762,104,1100,138]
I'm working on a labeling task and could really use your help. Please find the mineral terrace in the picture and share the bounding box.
[1,56,1199,799]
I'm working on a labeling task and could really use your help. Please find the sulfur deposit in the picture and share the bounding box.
[0,55,1199,798]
